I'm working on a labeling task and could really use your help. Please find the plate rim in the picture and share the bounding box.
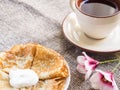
[63,60,71,90]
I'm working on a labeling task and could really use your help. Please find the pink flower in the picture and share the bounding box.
[90,69,118,90]
[77,52,99,79]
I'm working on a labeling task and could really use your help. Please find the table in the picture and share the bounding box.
[0,0,120,89]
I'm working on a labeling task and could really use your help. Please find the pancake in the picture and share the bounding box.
[31,44,68,79]
[0,43,69,90]
[20,87,32,90]
[32,78,65,90]
[0,70,18,90]
[0,43,36,70]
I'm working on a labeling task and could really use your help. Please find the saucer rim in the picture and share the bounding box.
[62,12,120,53]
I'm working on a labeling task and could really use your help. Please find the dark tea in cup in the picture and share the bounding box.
[76,0,120,17]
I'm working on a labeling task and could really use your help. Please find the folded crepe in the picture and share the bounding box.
[31,44,68,79]
[0,43,36,69]
[0,43,69,90]
[32,78,65,90]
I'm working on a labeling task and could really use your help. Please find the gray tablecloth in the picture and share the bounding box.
[0,0,120,90]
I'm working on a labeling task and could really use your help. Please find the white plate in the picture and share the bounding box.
[62,12,120,53]
[63,60,70,90]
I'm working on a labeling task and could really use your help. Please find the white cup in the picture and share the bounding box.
[70,0,120,39]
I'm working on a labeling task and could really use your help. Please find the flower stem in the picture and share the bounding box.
[112,61,120,73]
[99,59,120,64]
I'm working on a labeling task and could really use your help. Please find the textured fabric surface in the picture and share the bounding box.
[0,0,120,90]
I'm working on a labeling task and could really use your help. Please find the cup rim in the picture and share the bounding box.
[75,0,120,18]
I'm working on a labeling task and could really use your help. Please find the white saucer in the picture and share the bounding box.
[62,12,120,53]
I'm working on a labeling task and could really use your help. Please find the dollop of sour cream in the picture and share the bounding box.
[9,69,39,88]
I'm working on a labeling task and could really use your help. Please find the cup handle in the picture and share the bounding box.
[70,0,77,12]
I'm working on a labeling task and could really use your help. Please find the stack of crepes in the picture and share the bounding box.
[0,43,69,90]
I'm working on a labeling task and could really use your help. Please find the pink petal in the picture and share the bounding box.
[77,64,87,74]
[82,52,99,65]
[82,52,96,62]
[85,69,93,80]
[77,56,85,65]
[84,61,95,79]
[77,52,99,80]
[89,72,100,89]
[96,70,113,82]
[90,70,118,90]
